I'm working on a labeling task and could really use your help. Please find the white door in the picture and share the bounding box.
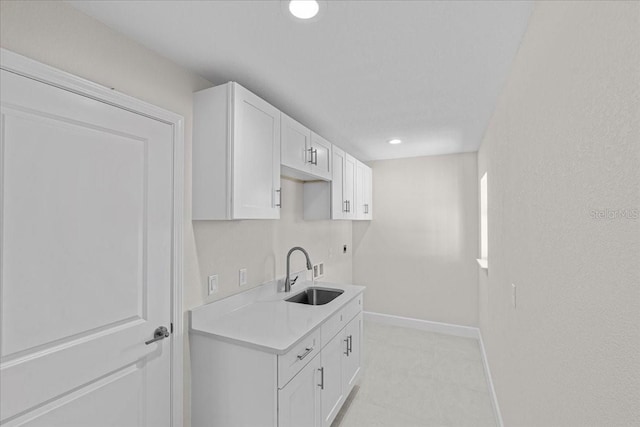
[1,69,174,426]
[232,83,281,219]
[278,354,322,427]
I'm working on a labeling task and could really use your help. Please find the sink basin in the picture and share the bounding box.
[286,287,344,306]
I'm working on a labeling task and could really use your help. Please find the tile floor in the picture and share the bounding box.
[332,320,497,427]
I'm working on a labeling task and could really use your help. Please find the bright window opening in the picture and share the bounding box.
[478,172,488,269]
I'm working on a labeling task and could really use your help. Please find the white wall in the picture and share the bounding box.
[353,153,479,326]
[477,1,640,425]
[0,2,352,426]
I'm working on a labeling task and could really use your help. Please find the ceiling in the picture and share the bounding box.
[68,0,533,161]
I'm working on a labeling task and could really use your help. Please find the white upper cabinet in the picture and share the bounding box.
[303,146,364,221]
[193,82,281,220]
[309,132,332,180]
[281,113,332,181]
[355,161,373,220]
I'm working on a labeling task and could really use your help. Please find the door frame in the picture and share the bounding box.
[0,48,186,427]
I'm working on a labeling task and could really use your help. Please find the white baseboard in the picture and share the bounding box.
[363,311,503,427]
[478,332,503,427]
[363,311,479,338]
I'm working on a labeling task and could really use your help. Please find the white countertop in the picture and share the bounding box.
[189,280,365,354]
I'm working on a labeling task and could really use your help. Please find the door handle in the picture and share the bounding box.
[318,367,324,390]
[145,326,170,345]
[307,148,318,165]
[275,188,282,208]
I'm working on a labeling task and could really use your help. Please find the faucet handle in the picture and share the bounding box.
[290,275,298,286]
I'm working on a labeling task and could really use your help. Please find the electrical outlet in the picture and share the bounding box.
[208,275,218,295]
[512,283,517,308]
[239,268,247,286]
[312,261,325,280]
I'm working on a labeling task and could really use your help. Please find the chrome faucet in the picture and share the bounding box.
[284,246,313,292]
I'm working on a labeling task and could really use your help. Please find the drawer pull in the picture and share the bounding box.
[297,347,314,360]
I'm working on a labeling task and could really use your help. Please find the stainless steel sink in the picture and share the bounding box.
[286,287,344,306]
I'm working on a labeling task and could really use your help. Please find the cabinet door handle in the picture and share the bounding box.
[343,200,348,213]
[312,148,318,166]
[347,200,351,213]
[348,335,353,354]
[318,367,324,390]
[364,204,368,214]
[275,188,282,208]
[307,148,314,164]
[344,337,350,356]
[297,346,313,360]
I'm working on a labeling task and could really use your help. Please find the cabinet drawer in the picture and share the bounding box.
[321,294,363,346]
[278,329,321,388]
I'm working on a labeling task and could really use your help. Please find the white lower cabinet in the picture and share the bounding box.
[343,313,363,391]
[191,294,363,427]
[278,354,322,427]
[320,332,345,427]
[278,312,362,427]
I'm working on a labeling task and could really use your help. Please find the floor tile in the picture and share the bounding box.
[332,320,497,427]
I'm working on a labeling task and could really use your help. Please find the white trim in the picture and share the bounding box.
[0,48,185,427]
[479,332,503,427]
[476,258,488,270]
[363,311,480,339]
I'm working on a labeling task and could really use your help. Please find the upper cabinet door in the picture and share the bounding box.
[343,154,356,220]
[309,132,332,181]
[281,113,311,172]
[232,84,281,219]
[354,161,373,220]
[280,115,332,182]
[331,146,346,220]
[355,161,366,219]
[364,165,373,219]
[193,82,280,220]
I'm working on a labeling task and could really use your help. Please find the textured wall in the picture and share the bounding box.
[353,153,479,326]
[0,2,352,426]
[477,1,640,425]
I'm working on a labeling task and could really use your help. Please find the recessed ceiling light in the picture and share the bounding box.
[388,139,402,145]
[289,0,319,20]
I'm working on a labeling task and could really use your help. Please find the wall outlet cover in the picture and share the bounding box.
[239,268,247,286]
[208,275,218,295]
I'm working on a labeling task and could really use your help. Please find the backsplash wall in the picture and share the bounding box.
[190,176,353,306]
